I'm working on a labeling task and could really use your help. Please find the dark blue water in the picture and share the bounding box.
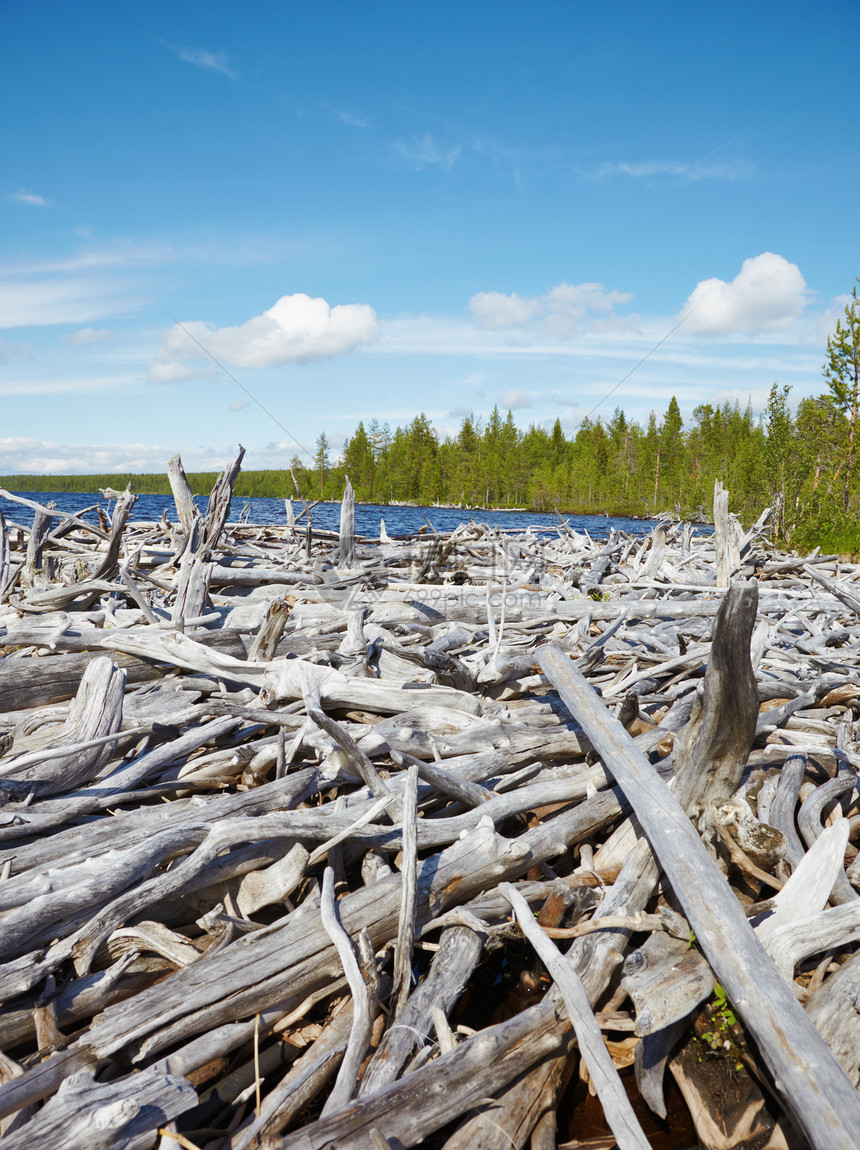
[0,491,662,539]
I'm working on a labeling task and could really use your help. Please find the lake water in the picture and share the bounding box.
[0,490,664,539]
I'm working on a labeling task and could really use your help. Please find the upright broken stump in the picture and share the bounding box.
[200,445,245,551]
[672,580,759,826]
[339,476,356,569]
[166,453,199,540]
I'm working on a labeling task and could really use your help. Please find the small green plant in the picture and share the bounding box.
[713,984,737,1026]
[698,984,741,1055]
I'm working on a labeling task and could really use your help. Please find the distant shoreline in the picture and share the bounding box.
[0,475,674,526]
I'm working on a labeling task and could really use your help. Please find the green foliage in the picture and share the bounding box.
[822,283,860,509]
[699,984,742,1060]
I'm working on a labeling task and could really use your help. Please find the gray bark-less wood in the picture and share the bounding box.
[502,881,652,1150]
[166,453,199,540]
[200,445,245,551]
[279,837,659,1148]
[339,476,356,568]
[5,479,860,1146]
[671,581,758,822]
[538,641,860,1150]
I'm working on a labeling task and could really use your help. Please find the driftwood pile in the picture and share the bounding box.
[1,458,860,1148]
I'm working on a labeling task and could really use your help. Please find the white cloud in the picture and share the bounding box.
[498,388,532,410]
[164,42,237,78]
[228,400,249,412]
[150,292,379,380]
[469,281,633,335]
[681,253,810,336]
[393,134,461,171]
[7,189,48,206]
[63,327,111,344]
[584,157,750,183]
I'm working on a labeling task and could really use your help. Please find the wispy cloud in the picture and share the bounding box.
[0,436,246,475]
[0,232,319,332]
[63,327,111,344]
[392,133,461,171]
[7,189,48,207]
[0,278,137,329]
[5,233,298,279]
[331,108,369,128]
[0,374,135,398]
[470,281,633,336]
[162,42,237,79]
[582,157,751,183]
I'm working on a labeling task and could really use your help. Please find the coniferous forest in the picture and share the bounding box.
[3,285,859,552]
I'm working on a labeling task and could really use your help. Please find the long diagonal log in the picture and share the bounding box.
[538,640,860,1150]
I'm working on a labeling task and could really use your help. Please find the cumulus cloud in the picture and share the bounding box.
[63,327,111,344]
[498,388,532,410]
[149,293,379,381]
[681,253,809,336]
[7,189,48,206]
[470,281,632,335]
[393,134,461,171]
[163,42,237,78]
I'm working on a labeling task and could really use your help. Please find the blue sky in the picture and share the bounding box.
[2,1,858,473]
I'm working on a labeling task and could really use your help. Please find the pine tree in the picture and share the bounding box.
[314,432,330,497]
[342,422,375,498]
[550,418,566,467]
[822,284,860,509]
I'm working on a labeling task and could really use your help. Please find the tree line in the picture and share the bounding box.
[3,283,858,551]
[300,283,859,550]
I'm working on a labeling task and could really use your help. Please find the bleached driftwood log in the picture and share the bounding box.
[1,476,860,1147]
[539,641,860,1149]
